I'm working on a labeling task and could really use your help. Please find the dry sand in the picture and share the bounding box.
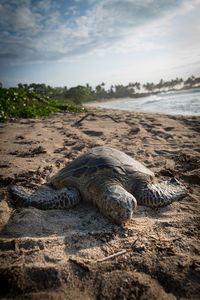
[0,107,200,299]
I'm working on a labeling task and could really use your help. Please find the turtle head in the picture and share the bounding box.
[98,183,137,225]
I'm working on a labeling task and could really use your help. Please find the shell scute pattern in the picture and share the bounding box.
[52,147,153,185]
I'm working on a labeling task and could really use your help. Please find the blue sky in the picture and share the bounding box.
[0,0,200,88]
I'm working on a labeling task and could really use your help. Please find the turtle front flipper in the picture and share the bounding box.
[94,183,137,224]
[10,185,81,210]
[136,178,187,208]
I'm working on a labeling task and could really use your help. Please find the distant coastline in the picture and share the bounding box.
[87,87,200,116]
[86,84,200,105]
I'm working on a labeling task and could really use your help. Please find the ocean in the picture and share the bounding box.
[97,88,200,115]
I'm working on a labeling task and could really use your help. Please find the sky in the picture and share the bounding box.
[0,0,200,88]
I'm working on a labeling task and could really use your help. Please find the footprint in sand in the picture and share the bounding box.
[129,127,140,134]
[164,127,174,132]
[83,130,103,137]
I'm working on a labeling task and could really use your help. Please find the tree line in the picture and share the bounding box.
[1,75,200,105]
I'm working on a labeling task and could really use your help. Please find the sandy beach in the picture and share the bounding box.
[0,107,200,299]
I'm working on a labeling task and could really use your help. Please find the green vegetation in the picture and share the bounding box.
[0,88,87,122]
[0,75,199,122]
[66,85,89,105]
[7,75,200,103]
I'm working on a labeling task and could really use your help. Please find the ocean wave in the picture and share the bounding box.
[99,88,200,115]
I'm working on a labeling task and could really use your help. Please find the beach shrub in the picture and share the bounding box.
[65,85,89,105]
[0,88,88,122]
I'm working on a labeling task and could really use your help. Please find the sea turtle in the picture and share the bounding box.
[10,146,186,224]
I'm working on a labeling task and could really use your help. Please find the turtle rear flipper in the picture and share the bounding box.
[10,185,81,210]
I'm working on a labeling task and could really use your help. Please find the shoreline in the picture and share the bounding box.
[85,88,200,116]
[85,103,199,117]
[88,85,200,103]
[86,85,200,105]
[86,96,131,105]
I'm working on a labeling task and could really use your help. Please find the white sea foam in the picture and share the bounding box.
[98,88,200,115]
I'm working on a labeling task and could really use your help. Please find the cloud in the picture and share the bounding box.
[0,0,199,65]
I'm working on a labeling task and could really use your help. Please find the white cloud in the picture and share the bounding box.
[0,0,200,65]
[14,6,36,28]
[35,0,52,12]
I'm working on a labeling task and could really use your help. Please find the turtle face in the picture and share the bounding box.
[101,184,137,224]
[112,194,137,224]
[110,201,137,224]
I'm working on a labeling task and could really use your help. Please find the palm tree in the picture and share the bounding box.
[143,82,155,93]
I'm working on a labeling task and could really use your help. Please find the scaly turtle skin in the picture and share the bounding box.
[10,146,186,224]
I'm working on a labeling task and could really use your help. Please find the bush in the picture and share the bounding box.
[0,88,88,122]
[65,85,89,105]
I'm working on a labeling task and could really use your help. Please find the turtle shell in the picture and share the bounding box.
[51,146,153,184]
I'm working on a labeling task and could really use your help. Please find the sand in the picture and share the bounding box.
[0,107,200,299]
